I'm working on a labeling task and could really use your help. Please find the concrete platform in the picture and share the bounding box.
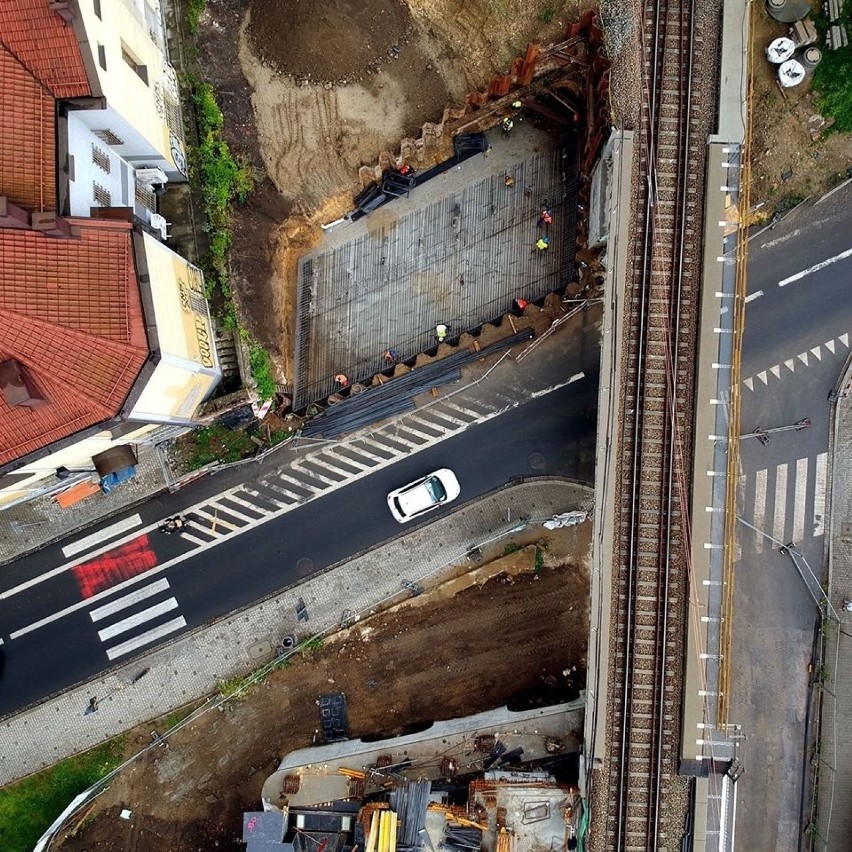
[293,124,577,409]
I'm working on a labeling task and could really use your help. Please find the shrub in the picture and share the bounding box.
[186,0,207,35]
[249,344,278,400]
[813,45,852,132]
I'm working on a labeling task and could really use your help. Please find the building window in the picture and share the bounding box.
[92,145,110,173]
[93,0,101,19]
[121,42,148,85]
[163,94,184,142]
[93,129,124,146]
[97,43,107,70]
[93,183,112,206]
[135,183,156,211]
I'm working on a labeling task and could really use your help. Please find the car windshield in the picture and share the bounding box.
[424,476,446,503]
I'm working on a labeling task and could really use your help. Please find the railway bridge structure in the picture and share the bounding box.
[584,0,750,849]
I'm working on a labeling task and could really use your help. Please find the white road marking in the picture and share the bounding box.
[97,598,179,642]
[568,371,585,383]
[89,579,171,622]
[744,290,764,303]
[798,352,809,366]
[784,359,795,372]
[760,228,800,249]
[179,531,207,545]
[778,246,852,287]
[62,514,143,558]
[770,365,781,378]
[773,463,788,544]
[815,177,852,205]
[757,371,768,385]
[105,616,187,661]
[753,469,767,542]
[810,346,822,360]
[840,333,850,348]
[193,508,238,531]
[793,457,808,544]
[206,499,256,523]
[743,377,754,391]
[826,339,836,354]
[814,452,827,536]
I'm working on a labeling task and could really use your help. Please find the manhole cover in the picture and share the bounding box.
[296,557,314,573]
[528,452,546,470]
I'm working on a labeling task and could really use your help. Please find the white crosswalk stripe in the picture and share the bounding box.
[88,580,186,660]
[742,333,850,391]
[742,453,828,551]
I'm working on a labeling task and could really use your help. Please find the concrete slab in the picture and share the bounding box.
[293,124,577,408]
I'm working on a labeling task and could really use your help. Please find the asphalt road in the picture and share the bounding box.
[732,182,852,851]
[0,369,598,716]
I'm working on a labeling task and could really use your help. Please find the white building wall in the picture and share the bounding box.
[74,0,187,180]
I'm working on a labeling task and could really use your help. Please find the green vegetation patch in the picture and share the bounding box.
[0,738,124,852]
[813,45,852,132]
[185,0,207,35]
[248,343,278,401]
[177,423,257,469]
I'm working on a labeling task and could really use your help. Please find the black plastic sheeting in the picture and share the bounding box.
[300,329,533,439]
[351,134,489,220]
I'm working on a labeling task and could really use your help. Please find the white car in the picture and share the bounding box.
[387,468,461,523]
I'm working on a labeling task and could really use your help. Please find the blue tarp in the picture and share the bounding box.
[100,465,137,493]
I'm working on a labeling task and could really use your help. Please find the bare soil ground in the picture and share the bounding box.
[750,10,852,218]
[55,538,590,852]
[196,0,579,385]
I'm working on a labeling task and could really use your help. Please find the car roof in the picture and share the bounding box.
[397,481,434,515]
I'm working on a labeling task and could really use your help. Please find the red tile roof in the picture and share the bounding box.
[0,45,56,210]
[0,0,90,99]
[0,221,149,466]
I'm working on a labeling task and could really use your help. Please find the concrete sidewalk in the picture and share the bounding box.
[0,477,592,786]
[816,359,852,849]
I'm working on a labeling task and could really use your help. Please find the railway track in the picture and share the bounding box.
[599,0,715,848]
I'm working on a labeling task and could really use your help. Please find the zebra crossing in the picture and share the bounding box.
[170,394,510,547]
[740,452,827,551]
[742,333,849,392]
[88,578,185,661]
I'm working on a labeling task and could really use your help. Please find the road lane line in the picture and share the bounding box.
[814,452,827,536]
[89,579,170,622]
[778,246,852,287]
[97,598,179,641]
[793,457,808,544]
[753,469,767,549]
[105,617,186,660]
[744,290,763,303]
[772,464,788,544]
[62,514,143,558]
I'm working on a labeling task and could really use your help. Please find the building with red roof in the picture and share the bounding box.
[0,1,220,508]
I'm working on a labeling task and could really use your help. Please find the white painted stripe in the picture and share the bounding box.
[568,371,585,383]
[403,414,450,436]
[277,474,321,492]
[206,500,256,523]
[319,451,369,472]
[179,531,207,545]
[223,494,269,515]
[793,457,808,544]
[778,246,852,286]
[62,514,143,558]
[288,463,337,487]
[193,508,238,530]
[242,486,285,508]
[814,452,827,536]
[744,290,763,303]
[772,464,788,544]
[89,579,171,622]
[105,616,187,660]
[753,469,767,536]
[97,598,179,641]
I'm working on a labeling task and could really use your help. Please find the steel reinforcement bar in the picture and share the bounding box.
[598,0,709,847]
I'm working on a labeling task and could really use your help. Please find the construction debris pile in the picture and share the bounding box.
[248,704,585,852]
